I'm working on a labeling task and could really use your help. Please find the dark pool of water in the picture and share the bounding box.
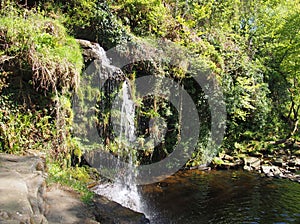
[139,170,300,224]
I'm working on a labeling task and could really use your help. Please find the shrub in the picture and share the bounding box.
[40,0,128,50]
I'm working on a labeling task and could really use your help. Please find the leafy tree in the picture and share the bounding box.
[253,0,300,140]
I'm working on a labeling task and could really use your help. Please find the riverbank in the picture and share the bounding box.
[0,150,299,224]
[0,153,149,224]
[201,147,300,183]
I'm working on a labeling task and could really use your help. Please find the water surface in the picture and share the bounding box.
[140,170,300,224]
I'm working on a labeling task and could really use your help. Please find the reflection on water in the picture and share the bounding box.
[140,170,300,224]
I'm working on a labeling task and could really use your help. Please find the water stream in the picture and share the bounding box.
[140,170,300,223]
[95,78,144,214]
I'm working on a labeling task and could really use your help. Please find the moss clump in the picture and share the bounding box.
[0,2,97,201]
[47,162,96,203]
[0,5,83,93]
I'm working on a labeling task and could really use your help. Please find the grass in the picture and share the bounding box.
[46,162,96,204]
[0,5,83,92]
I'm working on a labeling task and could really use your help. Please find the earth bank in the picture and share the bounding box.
[0,153,149,224]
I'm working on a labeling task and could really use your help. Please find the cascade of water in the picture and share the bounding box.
[119,80,136,143]
[93,46,145,214]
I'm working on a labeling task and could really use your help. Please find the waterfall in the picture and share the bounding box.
[118,80,136,144]
[95,80,144,213]
[83,43,145,214]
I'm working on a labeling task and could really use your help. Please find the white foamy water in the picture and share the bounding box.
[93,47,146,215]
[95,181,143,213]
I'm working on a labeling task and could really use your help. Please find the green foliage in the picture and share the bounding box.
[0,5,83,92]
[0,107,54,154]
[254,0,300,139]
[1,0,299,171]
[109,0,300,165]
[47,162,95,203]
[109,0,174,37]
[41,0,128,49]
[0,3,84,166]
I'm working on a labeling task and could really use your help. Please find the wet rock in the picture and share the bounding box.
[221,162,239,170]
[288,160,296,167]
[93,195,150,224]
[273,158,284,167]
[213,151,300,183]
[261,165,282,177]
[77,39,104,62]
[287,158,300,168]
[261,165,273,175]
[295,158,300,167]
[197,165,211,171]
[243,165,252,171]
[76,39,126,96]
[223,154,234,161]
[45,185,99,224]
[288,167,297,172]
[291,175,300,183]
[1,153,148,224]
[211,155,244,170]
[244,157,261,171]
[234,158,244,166]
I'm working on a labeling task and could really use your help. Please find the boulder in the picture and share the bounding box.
[273,158,284,167]
[45,185,99,224]
[223,154,234,161]
[243,157,261,171]
[76,39,126,81]
[76,39,104,63]
[93,195,150,224]
[0,153,149,224]
[261,165,283,177]
[0,153,47,224]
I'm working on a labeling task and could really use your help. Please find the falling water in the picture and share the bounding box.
[119,80,136,143]
[93,47,145,214]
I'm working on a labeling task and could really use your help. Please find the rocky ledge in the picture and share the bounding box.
[0,153,149,224]
[207,150,300,183]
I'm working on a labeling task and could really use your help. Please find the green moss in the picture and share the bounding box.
[0,3,84,162]
[0,105,55,154]
[0,5,83,92]
[110,0,174,37]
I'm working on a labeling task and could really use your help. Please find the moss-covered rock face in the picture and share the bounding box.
[0,6,83,93]
[0,3,83,160]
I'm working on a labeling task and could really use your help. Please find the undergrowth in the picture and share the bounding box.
[47,162,95,204]
[0,2,95,201]
[0,4,83,92]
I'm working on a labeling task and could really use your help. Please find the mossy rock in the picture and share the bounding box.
[212,157,225,165]
[0,5,83,92]
[294,150,300,156]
